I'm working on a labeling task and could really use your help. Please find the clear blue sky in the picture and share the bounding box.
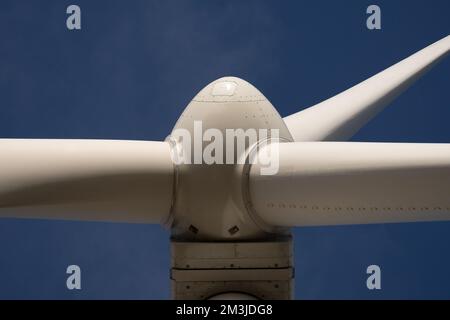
[0,0,449,299]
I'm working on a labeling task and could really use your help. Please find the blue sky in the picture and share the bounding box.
[0,0,449,299]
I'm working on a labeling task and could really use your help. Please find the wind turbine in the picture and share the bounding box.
[0,35,449,299]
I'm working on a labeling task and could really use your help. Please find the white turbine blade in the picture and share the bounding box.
[0,139,174,224]
[249,142,450,227]
[283,35,450,141]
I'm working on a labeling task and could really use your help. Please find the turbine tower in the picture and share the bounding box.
[0,35,449,299]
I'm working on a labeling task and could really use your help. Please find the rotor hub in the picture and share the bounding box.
[167,77,292,241]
